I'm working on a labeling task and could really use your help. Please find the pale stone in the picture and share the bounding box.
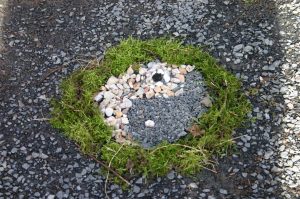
[103,91,115,100]
[201,97,212,107]
[121,131,127,137]
[163,94,169,98]
[157,69,164,74]
[122,108,129,114]
[127,66,134,74]
[146,90,155,99]
[145,120,155,127]
[155,81,163,86]
[122,74,130,82]
[154,86,162,93]
[147,62,157,69]
[121,98,132,108]
[105,107,114,117]
[168,83,178,90]
[139,68,147,75]
[123,83,130,89]
[116,90,123,97]
[100,99,110,108]
[171,78,181,83]
[129,95,137,100]
[115,111,123,118]
[106,116,116,125]
[133,83,141,90]
[128,81,134,88]
[167,90,175,97]
[171,68,180,75]
[116,83,124,90]
[101,86,107,91]
[108,84,118,90]
[175,88,184,96]
[163,72,171,83]
[177,74,185,82]
[107,76,119,85]
[136,74,141,82]
[179,68,187,75]
[161,85,170,91]
[155,93,161,97]
[143,86,150,93]
[186,65,195,72]
[111,89,119,95]
[122,117,129,124]
[136,88,144,97]
[94,92,103,101]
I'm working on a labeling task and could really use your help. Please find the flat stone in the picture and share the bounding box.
[105,108,114,117]
[201,96,212,107]
[233,44,244,52]
[107,76,119,85]
[186,65,195,72]
[103,91,115,100]
[146,90,155,99]
[121,117,129,124]
[179,68,187,75]
[115,111,123,118]
[163,73,171,83]
[145,120,155,127]
[121,98,133,108]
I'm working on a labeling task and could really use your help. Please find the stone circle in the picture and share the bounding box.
[94,61,210,147]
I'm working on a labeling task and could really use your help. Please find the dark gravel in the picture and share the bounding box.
[127,71,207,148]
[0,0,299,198]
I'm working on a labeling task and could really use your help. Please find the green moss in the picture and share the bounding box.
[51,37,251,183]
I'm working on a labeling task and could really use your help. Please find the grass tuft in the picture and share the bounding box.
[51,37,251,184]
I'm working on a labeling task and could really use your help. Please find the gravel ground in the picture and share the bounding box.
[127,71,207,148]
[0,0,299,198]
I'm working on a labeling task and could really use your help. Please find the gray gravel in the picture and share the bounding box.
[127,71,207,148]
[0,0,299,198]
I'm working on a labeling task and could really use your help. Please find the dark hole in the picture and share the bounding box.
[152,73,163,82]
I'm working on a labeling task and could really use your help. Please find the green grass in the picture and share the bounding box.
[51,37,251,184]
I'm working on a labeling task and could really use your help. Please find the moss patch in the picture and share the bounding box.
[51,38,251,183]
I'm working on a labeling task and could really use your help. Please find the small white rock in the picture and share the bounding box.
[186,65,195,72]
[127,66,134,75]
[163,73,171,83]
[145,120,155,127]
[121,117,129,124]
[94,93,103,101]
[188,183,198,189]
[105,108,114,117]
[146,90,155,99]
[157,69,164,74]
[107,76,119,85]
[139,68,147,75]
[122,98,133,108]
[103,91,115,100]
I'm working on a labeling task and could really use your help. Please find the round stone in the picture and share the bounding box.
[145,120,155,127]
[105,108,114,117]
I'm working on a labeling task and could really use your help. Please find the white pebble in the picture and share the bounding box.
[145,120,155,127]
[105,108,114,117]
[186,65,195,72]
[94,93,103,101]
[163,73,171,83]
